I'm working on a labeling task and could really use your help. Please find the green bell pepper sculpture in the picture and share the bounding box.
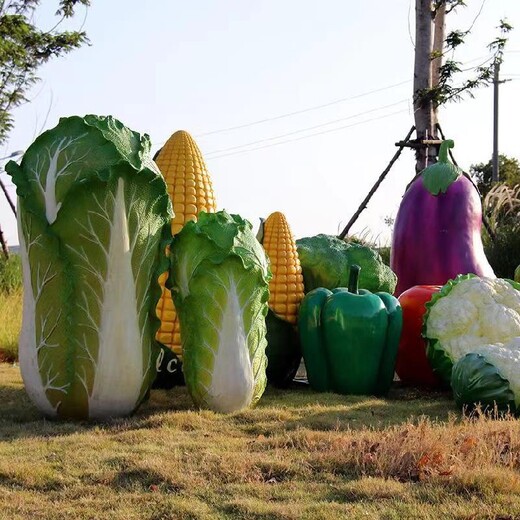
[298,265,402,396]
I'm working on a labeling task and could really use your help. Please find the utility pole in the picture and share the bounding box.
[492,59,500,182]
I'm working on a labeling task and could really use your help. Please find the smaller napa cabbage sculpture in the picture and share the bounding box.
[169,211,271,413]
[6,115,172,420]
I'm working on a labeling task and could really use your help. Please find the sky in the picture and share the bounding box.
[1,0,520,247]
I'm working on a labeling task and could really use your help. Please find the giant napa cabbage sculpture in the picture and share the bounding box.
[6,115,172,420]
[169,211,271,413]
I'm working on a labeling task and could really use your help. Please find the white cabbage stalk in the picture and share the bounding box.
[6,115,172,420]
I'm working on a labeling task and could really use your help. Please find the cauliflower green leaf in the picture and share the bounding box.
[452,340,520,414]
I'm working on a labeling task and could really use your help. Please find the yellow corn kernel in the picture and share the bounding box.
[154,130,217,359]
[262,211,305,324]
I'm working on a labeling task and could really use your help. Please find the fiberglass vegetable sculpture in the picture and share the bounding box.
[298,265,402,396]
[296,234,397,294]
[396,285,442,387]
[169,211,271,413]
[391,140,495,296]
[451,340,520,415]
[6,115,172,420]
[155,130,217,361]
[258,212,305,388]
[423,275,520,385]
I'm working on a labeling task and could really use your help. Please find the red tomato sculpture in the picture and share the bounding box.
[396,285,442,387]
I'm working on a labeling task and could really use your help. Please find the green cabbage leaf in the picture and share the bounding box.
[6,115,172,420]
[169,211,271,413]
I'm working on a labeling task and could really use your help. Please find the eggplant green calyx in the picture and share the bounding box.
[421,139,462,195]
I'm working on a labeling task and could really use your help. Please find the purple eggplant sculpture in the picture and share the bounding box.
[391,140,495,296]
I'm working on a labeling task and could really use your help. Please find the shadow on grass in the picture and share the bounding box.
[1,364,458,442]
[238,381,457,434]
[0,377,42,424]
[0,383,198,441]
[290,397,456,432]
[98,464,183,494]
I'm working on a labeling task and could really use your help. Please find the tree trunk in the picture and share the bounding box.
[413,0,434,173]
[432,1,446,131]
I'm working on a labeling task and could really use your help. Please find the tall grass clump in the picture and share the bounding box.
[482,184,520,278]
[0,254,22,294]
[0,287,22,362]
[0,254,22,361]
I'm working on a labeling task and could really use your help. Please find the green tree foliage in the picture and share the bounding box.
[470,155,520,197]
[0,0,90,144]
[417,2,513,109]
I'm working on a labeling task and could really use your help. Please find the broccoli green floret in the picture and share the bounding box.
[296,234,397,294]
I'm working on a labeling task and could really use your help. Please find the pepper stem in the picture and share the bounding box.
[348,264,361,295]
[438,140,454,164]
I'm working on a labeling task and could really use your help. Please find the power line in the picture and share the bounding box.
[194,80,411,139]
[205,99,409,156]
[151,79,411,149]
[407,0,414,48]
[206,109,408,161]
[465,0,487,34]
[152,50,499,151]
[152,51,497,151]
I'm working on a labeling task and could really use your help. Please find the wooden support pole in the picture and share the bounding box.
[395,139,444,148]
[0,177,16,217]
[0,223,9,259]
[338,126,415,240]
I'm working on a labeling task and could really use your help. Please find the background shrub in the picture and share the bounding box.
[0,254,22,294]
[483,225,520,279]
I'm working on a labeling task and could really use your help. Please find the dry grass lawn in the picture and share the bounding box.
[2,364,520,519]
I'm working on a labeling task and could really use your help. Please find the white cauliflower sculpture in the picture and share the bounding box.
[424,275,520,384]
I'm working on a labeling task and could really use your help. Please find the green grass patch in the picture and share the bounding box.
[0,255,22,294]
[0,288,22,362]
[2,364,520,519]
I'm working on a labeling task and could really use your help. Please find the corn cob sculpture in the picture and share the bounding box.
[155,130,217,360]
[259,211,305,387]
